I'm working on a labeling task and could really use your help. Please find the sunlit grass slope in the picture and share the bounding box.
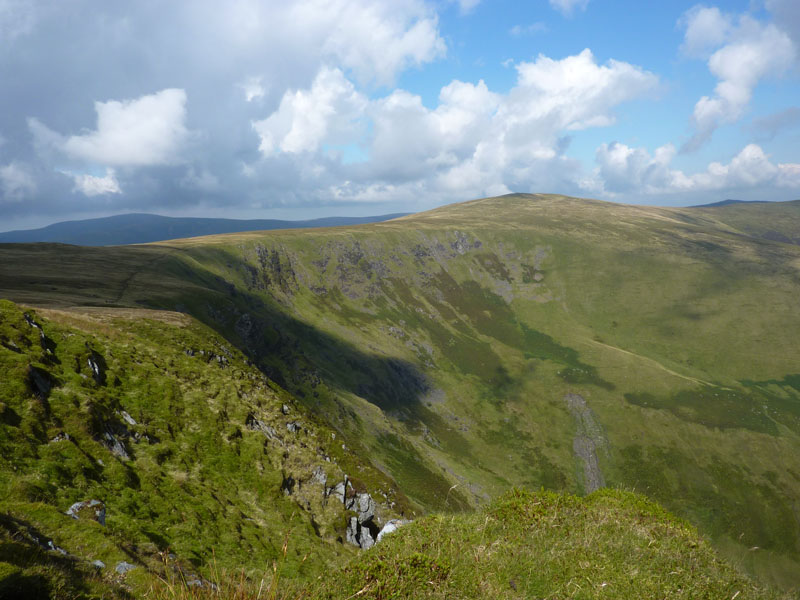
[0,300,412,598]
[312,488,782,600]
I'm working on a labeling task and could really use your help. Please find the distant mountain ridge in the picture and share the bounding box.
[689,199,770,208]
[0,212,410,246]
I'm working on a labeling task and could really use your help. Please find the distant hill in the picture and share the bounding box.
[689,199,770,208]
[0,212,409,246]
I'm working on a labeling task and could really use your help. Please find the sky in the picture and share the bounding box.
[1,0,799,229]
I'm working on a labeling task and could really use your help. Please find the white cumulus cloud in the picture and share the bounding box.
[510,49,657,133]
[595,142,677,193]
[239,76,265,103]
[456,0,481,15]
[681,8,796,151]
[70,168,121,196]
[252,67,368,155]
[549,0,589,18]
[285,0,445,85]
[60,89,189,166]
[679,6,732,57]
[592,142,800,195]
[0,161,36,202]
[250,49,657,202]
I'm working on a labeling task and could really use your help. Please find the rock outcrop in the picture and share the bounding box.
[66,500,106,526]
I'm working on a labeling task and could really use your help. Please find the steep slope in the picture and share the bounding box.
[0,300,411,598]
[2,193,800,589]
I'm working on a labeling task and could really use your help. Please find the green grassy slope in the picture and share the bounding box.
[2,193,800,590]
[690,199,800,245]
[313,488,781,599]
[0,300,412,598]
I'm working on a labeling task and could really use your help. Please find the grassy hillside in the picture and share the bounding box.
[2,193,800,591]
[0,300,411,598]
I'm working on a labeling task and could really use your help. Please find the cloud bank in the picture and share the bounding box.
[0,0,798,226]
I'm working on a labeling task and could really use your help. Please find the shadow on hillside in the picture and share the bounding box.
[167,254,431,416]
[0,243,430,415]
[0,513,134,600]
[154,250,477,511]
[0,242,472,510]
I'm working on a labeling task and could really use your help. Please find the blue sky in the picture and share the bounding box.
[1,0,799,229]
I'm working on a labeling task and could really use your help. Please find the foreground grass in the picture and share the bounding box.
[143,489,781,600]
[311,488,780,600]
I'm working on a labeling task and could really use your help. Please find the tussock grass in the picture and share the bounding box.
[312,488,785,599]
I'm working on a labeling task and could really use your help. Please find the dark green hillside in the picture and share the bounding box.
[2,193,800,591]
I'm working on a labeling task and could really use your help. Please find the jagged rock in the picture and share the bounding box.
[50,431,70,443]
[91,560,105,570]
[286,422,301,433]
[376,519,411,544]
[310,466,326,486]
[245,414,281,443]
[39,330,51,353]
[115,561,136,575]
[103,431,129,460]
[1,339,21,353]
[360,525,375,550]
[66,499,106,526]
[119,410,136,426]
[281,476,295,495]
[23,313,41,329]
[47,540,67,555]
[347,493,376,523]
[328,481,346,505]
[182,572,204,587]
[451,232,473,255]
[281,404,290,415]
[87,352,105,385]
[346,516,376,550]
[345,516,359,546]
